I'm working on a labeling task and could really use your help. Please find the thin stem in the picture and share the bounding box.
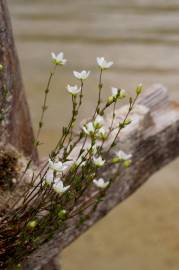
[52,80,84,159]
[99,100,117,152]
[77,79,84,111]
[6,64,57,206]
[35,64,57,148]
[92,68,103,119]
[108,94,139,151]
[68,191,98,218]
[63,95,78,159]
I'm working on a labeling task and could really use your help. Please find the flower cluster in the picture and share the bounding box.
[1,51,143,268]
[82,114,106,140]
[45,159,71,194]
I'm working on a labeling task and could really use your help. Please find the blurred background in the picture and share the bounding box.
[8,0,179,269]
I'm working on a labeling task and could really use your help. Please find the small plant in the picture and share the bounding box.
[0,53,142,268]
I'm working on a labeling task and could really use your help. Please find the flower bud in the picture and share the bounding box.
[58,209,67,220]
[111,157,120,164]
[0,64,3,71]
[136,83,143,95]
[124,119,132,126]
[16,264,22,270]
[107,96,114,105]
[119,89,126,98]
[27,220,37,229]
[123,159,132,168]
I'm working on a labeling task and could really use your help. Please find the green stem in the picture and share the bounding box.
[108,94,139,151]
[92,68,103,119]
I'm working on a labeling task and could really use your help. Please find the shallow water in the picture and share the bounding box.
[8,0,179,269]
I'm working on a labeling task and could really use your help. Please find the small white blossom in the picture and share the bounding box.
[45,169,55,185]
[96,57,113,70]
[51,52,67,65]
[97,127,106,139]
[48,159,69,172]
[111,87,118,98]
[66,84,81,96]
[111,87,126,99]
[53,180,70,194]
[94,114,104,128]
[93,156,105,167]
[73,70,90,80]
[82,122,95,135]
[93,178,109,189]
[116,150,132,160]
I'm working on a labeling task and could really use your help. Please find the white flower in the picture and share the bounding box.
[45,169,55,185]
[93,156,105,167]
[82,122,95,135]
[51,52,67,65]
[116,150,132,160]
[111,87,118,98]
[111,87,126,99]
[94,115,104,128]
[48,159,69,172]
[96,57,113,70]
[97,127,106,139]
[93,178,109,189]
[66,84,81,96]
[53,180,70,194]
[73,70,90,80]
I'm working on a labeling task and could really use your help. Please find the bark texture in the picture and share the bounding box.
[0,0,37,161]
[41,258,60,270]
[21,84,179,269]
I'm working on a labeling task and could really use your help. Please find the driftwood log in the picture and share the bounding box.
[0,0,179,269]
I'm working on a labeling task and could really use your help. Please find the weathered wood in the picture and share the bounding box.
[0,0,37,161]
[41,257,60,270]
[21,84,179,269]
